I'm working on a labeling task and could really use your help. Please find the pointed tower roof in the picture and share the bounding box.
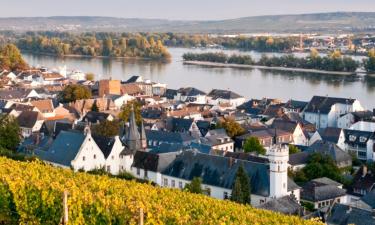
[126,105,140,142]
[140,120,146,140]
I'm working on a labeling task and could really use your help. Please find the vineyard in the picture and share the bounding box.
[0,157,322,225]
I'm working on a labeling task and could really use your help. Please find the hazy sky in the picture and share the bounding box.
[2,0,375,20]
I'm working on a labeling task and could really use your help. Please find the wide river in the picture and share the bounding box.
[23,48,375,109]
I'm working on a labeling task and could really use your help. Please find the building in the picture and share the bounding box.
[174,87,207,104]
[99,79,121,97]
[17,111,44,138]
[303,96,364,129]
[337,110,374,129]
[207,89,246,108]
[343,129,375,161]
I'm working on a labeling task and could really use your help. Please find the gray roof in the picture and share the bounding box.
[288,151,310,166]
[327,203,375,225]
[361,189,375,209]
[132,151,178,172]
[208,89,243,100]
[145,130,196,144]
[17,111,40,128]
[307,141,352,165]
[318,127,342,143]
[0,89,33,100]
[312,177,343,187]
[206,128,227,137]
[344,129,374,147]
[258,195,303,216]
[177,87,206,97]
[301,181,346,202]
[162,150,270,196]
[304,96,356,114]
[35,131,85,167]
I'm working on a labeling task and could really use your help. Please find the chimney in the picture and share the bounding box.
[362,165,368,178]
[228,157,234,167]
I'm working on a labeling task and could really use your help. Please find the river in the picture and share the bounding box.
[22,48,375,109]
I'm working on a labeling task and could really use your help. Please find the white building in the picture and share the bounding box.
[207,89,246,108]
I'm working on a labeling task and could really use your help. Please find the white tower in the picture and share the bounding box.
[268,144,289,198]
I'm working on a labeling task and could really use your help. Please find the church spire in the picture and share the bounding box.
[125,104,140,151]
[140,120,147,150]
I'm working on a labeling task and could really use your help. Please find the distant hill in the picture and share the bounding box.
[1,12,375,33]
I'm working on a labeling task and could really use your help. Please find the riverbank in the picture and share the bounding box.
[183,60,357,76]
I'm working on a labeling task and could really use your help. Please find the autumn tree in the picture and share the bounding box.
[59,84,92,103]
[103,37,113,56]
[243,137,266,155]
[85,73,95,81]
[92,120,121,138]
[0,44,28,71]
[118,100,143,125]
[0,115,20,151]
[364,48,375,73]
[216,118,245,138]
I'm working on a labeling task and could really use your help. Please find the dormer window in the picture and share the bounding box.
[349,135,356,142]
[360,136,367,143]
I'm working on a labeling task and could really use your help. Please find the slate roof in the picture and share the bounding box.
[318,127,342,143]
[17,111,41,128]
[307,141,352,165]
[288,151,310,166]
[40,119,71,137]
[351,166,375,194]
[304,96,356,114]
[258,195,303,216]
[0,89,33,100]
[92,135,116,159]
[163,89,178,100]
[162,150,270,196]
[206,128,227,137]
[34,131,85,167]
[270,119,298,133]
[224,151,269,164]
[196,120,210,136]
[82,111,111,123]
[312,177,342,187]
[352,110,374,121]
[124,75,142,83]
[301,181,346,202]
[145,130,196,144]
[177,87,206,96]
[132,151,178,172]
[149,143,187,154]
[169,118,193,132]
[208,89,243,100]
[361,189,375,209]
[344,129,374,147]
[326,204,375,225]
[284,99,308,111]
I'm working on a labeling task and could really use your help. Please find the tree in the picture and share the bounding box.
[289,145,301,155]
[216,118,245,138]
[103,37,113,56]
[309,48,319,59]
[243,137,266,155]
[0,44,28,71]
[230,165,251,204]
[0,115,21,151]
[91,101,99,112]
[85,73,95,81]
[118,100,143,125]
[184,177,203,194]
[364,48,375,73]
[91,120,120,138]
[59,84,92,103]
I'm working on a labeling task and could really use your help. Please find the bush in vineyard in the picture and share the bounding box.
[0,157,322,225]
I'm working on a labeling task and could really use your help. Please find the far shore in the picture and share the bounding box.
[183,60,357,76]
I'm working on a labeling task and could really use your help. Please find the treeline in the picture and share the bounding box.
[183,50,359,72]
[16,32,171,59]
[0,44,28,71]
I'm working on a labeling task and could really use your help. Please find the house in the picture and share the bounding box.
[92,135,125,175]
[145,130,197,147]
[303,96,364,129]
[235,129,293,150]
[343,129,375,161]
[40,119,73,138]
[288,151,310,171]
[34,129,106,171]
[174,87,207,104]
[157,144,300,206]
[326,203,375,225]
[207,89,246,108]
[31,99,56,118]
[309,127,346,149]
[350,166,375,198]
[17,111,44,138]
[81,111,114,124]
[337,110,374,129]
[270,118,309,146]
[99,79,121,97]
[349,121,375,132]
[106,94,135,109]
[258,196,304,216]
[165,117,202,138]
[307,141,352,168]
[283,99,308,113]
[301,178,347,209]
[195,128,234,152]
[0,89,40,102]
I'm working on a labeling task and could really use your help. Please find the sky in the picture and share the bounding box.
[1,0,375,20]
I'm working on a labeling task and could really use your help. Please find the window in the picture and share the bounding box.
[137,168,140,175]
[224,192,228,199]
[360,136,367,143]
[93,154,96,159]
[111,155,115,160]
[82,156,86,161]
[163,178,168,186]
[120,166,124,170]
[179,181,183,189]
[349,135,357,142]
[260,199,265,204]
[144,170,148,178]
[171,180,175,187]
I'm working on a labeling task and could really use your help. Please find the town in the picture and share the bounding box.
[1,56,375,224]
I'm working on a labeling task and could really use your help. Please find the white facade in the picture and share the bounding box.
[207,97,246,108]
[292,123,308,146]
[112,94,135,109]
[71,133,106,171]
[104,136,126,175]
[350,121,375,132]
[268,145,289,198]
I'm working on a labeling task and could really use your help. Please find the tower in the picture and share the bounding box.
[268,144,289,198]
[125,105,141,151]
[140,121,147,150]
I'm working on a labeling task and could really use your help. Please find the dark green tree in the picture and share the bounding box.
[243,137,266,155]
[184,177,203,194]
[230,165,251,204]
[91,120,120,138]
[0,115,21,151]
[91,101,99,112]
[289,145,301,155]
[59,84,92,103]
